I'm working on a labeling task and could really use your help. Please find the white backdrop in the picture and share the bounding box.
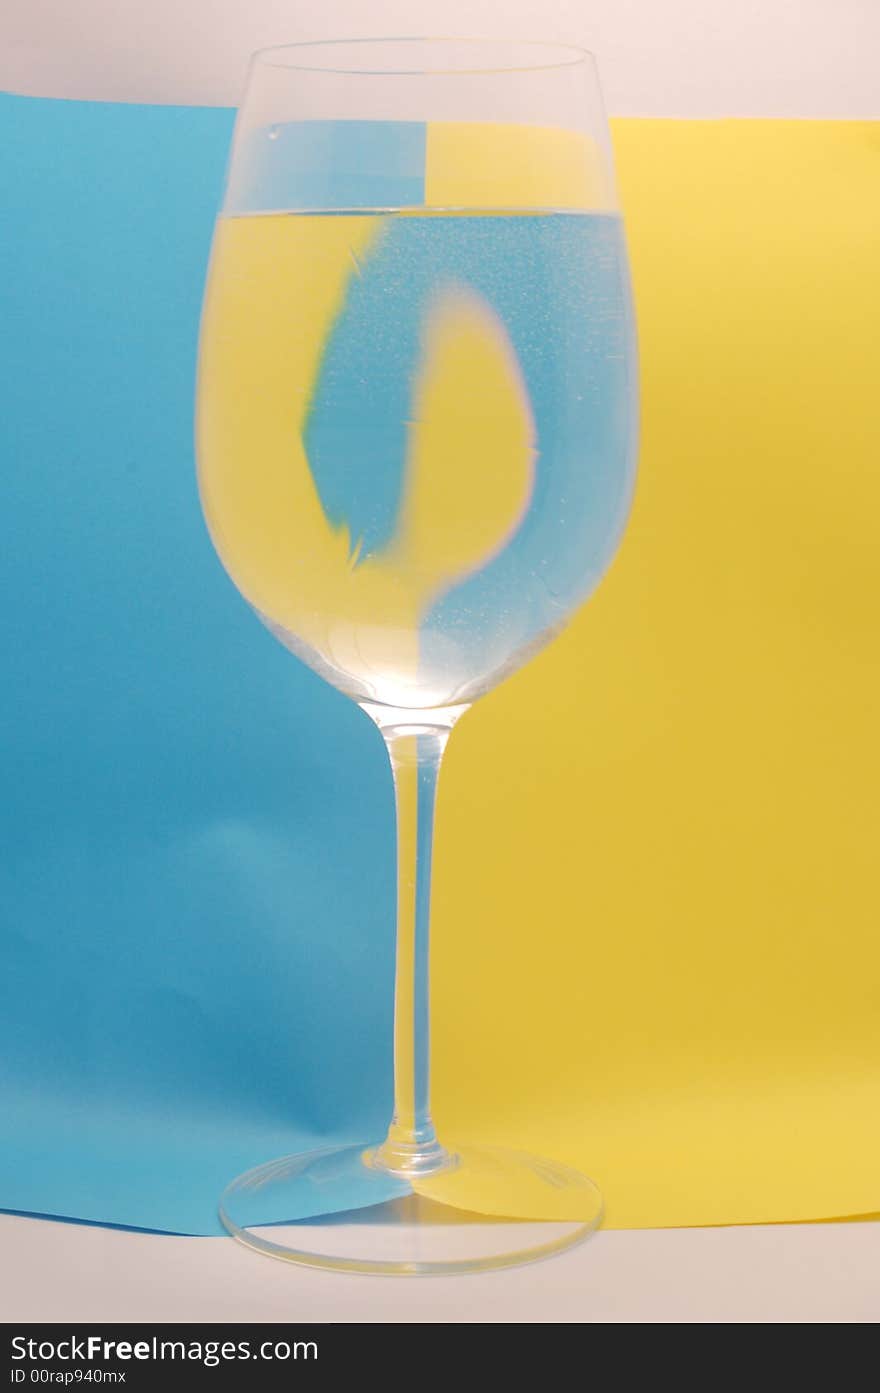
[3,0,878,116]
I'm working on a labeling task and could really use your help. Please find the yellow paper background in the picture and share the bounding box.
[429,121,880,1228]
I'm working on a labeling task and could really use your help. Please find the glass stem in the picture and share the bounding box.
[366,706,466,1177]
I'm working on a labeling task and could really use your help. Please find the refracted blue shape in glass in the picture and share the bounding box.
[302,210,635,657]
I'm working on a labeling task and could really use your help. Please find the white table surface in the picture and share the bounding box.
[1,1212,877,1324]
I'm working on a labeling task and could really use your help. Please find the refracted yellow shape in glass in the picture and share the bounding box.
[197,213,384,628]
[392,284,535,592]
[197,213,534,700]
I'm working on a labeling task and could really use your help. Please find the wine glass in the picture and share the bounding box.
[197,37,637,1275]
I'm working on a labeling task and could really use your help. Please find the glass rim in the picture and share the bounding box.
[250,36,596,78]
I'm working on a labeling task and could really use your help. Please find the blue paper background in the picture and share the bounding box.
[0,92,399,1234]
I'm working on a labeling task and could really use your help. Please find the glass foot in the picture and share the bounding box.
[219,1141,603,1275]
